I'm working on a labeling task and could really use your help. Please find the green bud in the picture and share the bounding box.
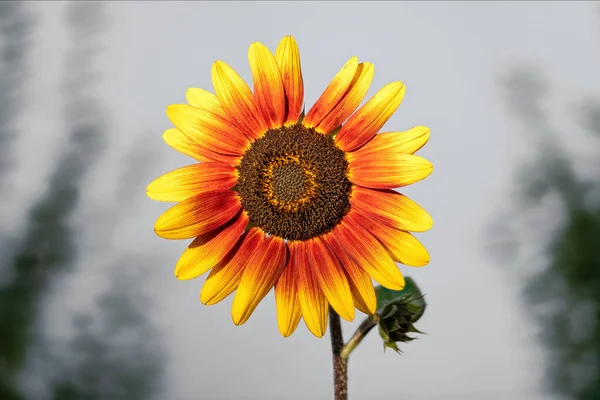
[373,277,426,354]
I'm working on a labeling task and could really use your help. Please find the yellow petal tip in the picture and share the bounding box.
[385,81,406,99]
[426,162,434,175]
[367,303,377,315]
[231,311,247,326]
[174,266,195,281]
[153,227,164,238]
[174,266,188,280]
[414,251,431,267]
[199,290,211,305]
[338,307,355,323]
[212,60,228,72]
[304,320,326,338]
[278,323,298,337]
[309,330,324,338]
[249,41,266,49]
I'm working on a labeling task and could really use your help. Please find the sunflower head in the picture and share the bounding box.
[147,35,433,338]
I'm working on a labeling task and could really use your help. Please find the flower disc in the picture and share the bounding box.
[236,124,352,241]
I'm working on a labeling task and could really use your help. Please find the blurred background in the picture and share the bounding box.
[1,1,599,399]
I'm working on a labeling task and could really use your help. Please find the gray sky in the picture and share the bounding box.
[7,2,600,399]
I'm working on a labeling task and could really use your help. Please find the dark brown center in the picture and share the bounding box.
[235,124,352,241]
[271,162,307,202]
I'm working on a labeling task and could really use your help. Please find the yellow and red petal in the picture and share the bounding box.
[154,190,241,240]
[303,57,359,131]
[275,36,304,125]
[306,237,355,322]
[146,162,238,202]
[275,242,303,337]
[378,226,430,267]
[315,62,375,135]
[232,234,287,325]
[350,212,430,267]
[350,186,433,232]
[185,88,229,120]
[167,104,249,155]
[323,233,376,315]
[174,211,249,280]
[332,215,405,290]
[249,42,286,129]
[295,241,329,337]
[335,82,406,152]
[347,126,430,162]
[200,228,264,305]
[162,128,241,165]
[348,152,433,189]
[212,60,268,140]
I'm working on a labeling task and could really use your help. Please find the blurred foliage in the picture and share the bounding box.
[0,1,107,383]
[374,278,426,353]
[0,2,32,183]
[49,265,164,400]
[494,58,600,397]
[0,3,164,399]
[0,3,37,399]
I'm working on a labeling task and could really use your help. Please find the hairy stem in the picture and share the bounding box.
[330,310,380,399]
[329,308,347,400]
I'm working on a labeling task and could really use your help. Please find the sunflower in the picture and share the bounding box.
[147,36,433,338]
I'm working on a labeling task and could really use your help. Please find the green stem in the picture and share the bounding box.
[340,314,378,360]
